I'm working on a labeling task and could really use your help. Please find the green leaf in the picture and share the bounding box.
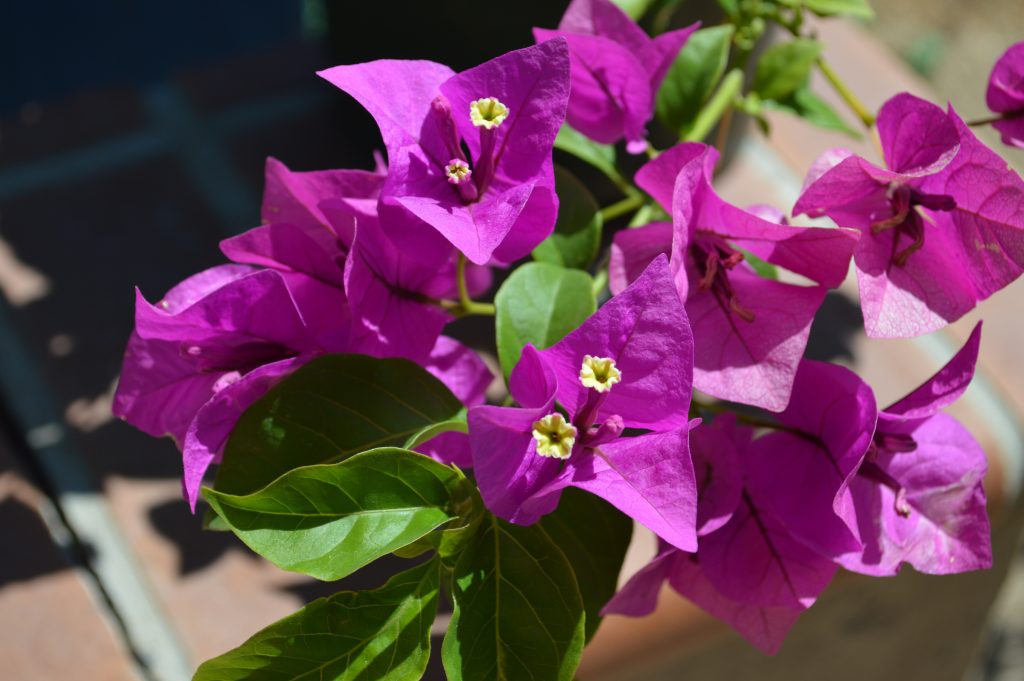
[753,39,823,102]
[554,124,621,186]
[495,263,596,379]
[628,202,670,228]
[656,25,735,136]
[533,166,603,270]
[610,0,658,20]
[215,354,463,495]
[204,448,465,580]
[537,489,632,641]
[402,410,467,450]
[201,506,231,532]
[194,556,441,681]
[395,481,485,562]
[802,0,874,19]
[442,516,586,681]
[716,0,739,17]
[764,86,860,137]
[738,248,779,279]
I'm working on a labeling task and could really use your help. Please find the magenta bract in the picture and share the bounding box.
[534,0,697,151]
[987,42,1024,149]
[612,142,856,411]
[319,40,571,266]
[796,93,1024,338]
[468,256,699,551]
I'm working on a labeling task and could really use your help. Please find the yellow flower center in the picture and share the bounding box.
[579,355,622,393]
[445,159,472,185]
[531,413,577,459]
[470,97,509,129]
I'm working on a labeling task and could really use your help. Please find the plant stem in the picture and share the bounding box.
[456,253,472,308]
[816,57,875,128]
[591,268,609,299]
[685,68,744,143]
[714,106,735,157]
[599,194,645,223]
[453,254,496,316]
[966,111,1023,127]
[691,398,804,435]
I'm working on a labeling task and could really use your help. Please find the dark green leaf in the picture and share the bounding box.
[803,0,873,19]
[764,86,860,137]
[204,448,465,580]
[442,516,586,681]
[533,166,603,270]
[495,263,596,379]
[554,124,621,186]
[215,354,463,495]
[753,39,823,102]
[194,556,441,681]
[656,25,735,136]
[538,489,632,641]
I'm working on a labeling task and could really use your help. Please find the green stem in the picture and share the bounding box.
[456,253,472,309]
[816,57,875,128]
[599,194,645,223]
[967,111,1023,127]
[691,398,804,435]
[453,254,496,316]
[591,268,609,299]
[685,68,744,143]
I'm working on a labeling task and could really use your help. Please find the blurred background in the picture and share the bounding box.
[1,1,1023,679]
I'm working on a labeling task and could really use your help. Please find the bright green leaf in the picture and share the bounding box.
[533,166,603,270]
[403,410,468,450]
[495,263,596,379]
[396,481,485,562]
[764,86,860,137]
[442,516,586,681]
[201,506,231,532]
[628,202,670,228]
[610,0,658,20]
[753,39,823,102]
[554,124,621,186]
[803,0,874,19]
[214,354,463,496]
[538,489,632,642]
[657,25,735,136]
[738,248,780,280]
[204,447,465,580]
[194,556,441,681]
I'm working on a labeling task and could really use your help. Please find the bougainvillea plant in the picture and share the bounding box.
[113,0,1024,677]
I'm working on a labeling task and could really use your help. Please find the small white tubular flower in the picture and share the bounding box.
[470,97,509,129]
[579,355,622,393]
[445,159,472,185]
[531,413,577,459]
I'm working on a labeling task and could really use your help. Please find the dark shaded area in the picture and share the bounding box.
[804,292,863,363]
[279,553,436,604]
[0,497,75,588]
[146,499,256,575]
[2,2,303,112]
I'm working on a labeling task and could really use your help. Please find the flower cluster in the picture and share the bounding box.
[114,0,1021,673]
